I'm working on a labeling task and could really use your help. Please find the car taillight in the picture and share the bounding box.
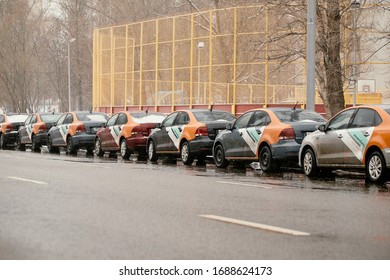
[5,123,13,132]
[279,127,296,140]
[195,126,208,137]
[38,124,47,132]
[76,124,86,133]
[131,126,148,136]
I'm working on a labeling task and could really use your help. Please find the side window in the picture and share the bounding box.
[24,115,32,125]
[350,108,382,128]
[31,115,38,124]
[248,111,270,127]
[0,115,5,123]
[162,112,179,127]
[328,109,355,131]
[56,114,66,125]
[174,112,189,125]
[64,114,74,124]
[116,113,128,125]
[107,114,118,126]
[234,112,253,129]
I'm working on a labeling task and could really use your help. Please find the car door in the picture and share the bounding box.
[223,111,254,157]
[343,108,381,166]
[28,114,38,139]
[317,108,356,165]
[53,113,72,145]
[111,113,128,147]
[154,112,179,152]
[20,115,32,143]
[99,114,118,149]
[168,112,189,151]
[241,110,270,157]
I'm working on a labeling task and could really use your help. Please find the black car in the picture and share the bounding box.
[213,108,326,171]
[147,109,235,165]
[17,113,62,151]
[0,113,29,149]
[47,111,109,154]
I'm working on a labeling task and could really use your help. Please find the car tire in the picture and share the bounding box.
[366,151,388,183]
[16,135,26,151]
[31,134,40,152]
[120,138,131,160]
[94,138,105,157]
[302,148,319,177]
[148,140,158,162]
[181,141,194,165]
[259,145,274,172]
[0,133,6,149]
[66,136,77,155]
[47,135,59,154]
[213,143,229,168]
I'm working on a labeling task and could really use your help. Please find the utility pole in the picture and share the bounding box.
[306,0,316,111]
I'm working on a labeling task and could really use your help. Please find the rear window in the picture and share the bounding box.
[7,115,29,122]
[76,113,109,122]
[193,111,235,122]
[130,112,166,124]
[40,114,62,123]
[274,110,325,123]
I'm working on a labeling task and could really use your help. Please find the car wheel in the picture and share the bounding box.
[94,138,105,157]
[181,141,194,165]
[0,133,6,149]
[259,145,274,172]
[31,134,40,152]
[213,144,229,168]
[148,140,158,162]
[366,151,388,183]
[66,136,77,155]
[120,138,131,160]
[302,148,319,177]
[47,135,59,153]
[16,135,26,151]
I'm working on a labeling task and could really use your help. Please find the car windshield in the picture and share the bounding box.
[273,110,325,123]
[7,115,29,122]
[40,114,62,123]
[193,111,235,122]
[130,112,166,123]
[76,113,108,122]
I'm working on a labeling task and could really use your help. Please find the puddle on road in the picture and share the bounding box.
[19,148,390,196]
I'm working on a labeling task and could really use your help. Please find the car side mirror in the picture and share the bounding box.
[318,124,326,132]
[155,123,162,129]
[225,123,233,130]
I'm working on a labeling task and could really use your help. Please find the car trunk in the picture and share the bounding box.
[10,122,25,132]
[289,121,324,144]
[83,121,106,134]
[203,121,232,140]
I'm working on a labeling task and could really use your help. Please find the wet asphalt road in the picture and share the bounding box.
[0,148,389,260]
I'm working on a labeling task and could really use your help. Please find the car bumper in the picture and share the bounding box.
[2,131,18,145]
[189,136,213,155]
[271,140,301,162]
[71,133,96,148]
[126,136,148,152]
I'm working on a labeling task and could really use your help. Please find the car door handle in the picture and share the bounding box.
[255,129,262,134]
[364,132,370,137]
[239,132,243,136]
[338,134,343,138]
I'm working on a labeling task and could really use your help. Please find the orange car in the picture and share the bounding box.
[95,111,166,159]
[17,113,62,151]
[47,111,109,154]
[299,105,390,183]
[147,109,235,165]
[213,108,325,170]
[0,113,29,149]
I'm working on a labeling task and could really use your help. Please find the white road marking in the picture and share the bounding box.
[216,180,273,189]
[7,176,48,185]
[200,214,311,236]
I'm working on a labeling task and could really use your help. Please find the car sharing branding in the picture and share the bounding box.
[340,127,374,161]
[239,126,265,154]
[59,125,69,142]
[167,125,185,149]
[110,125,123,146]
[26,125,33,140]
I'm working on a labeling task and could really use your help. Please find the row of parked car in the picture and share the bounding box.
[1,104,390,183]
